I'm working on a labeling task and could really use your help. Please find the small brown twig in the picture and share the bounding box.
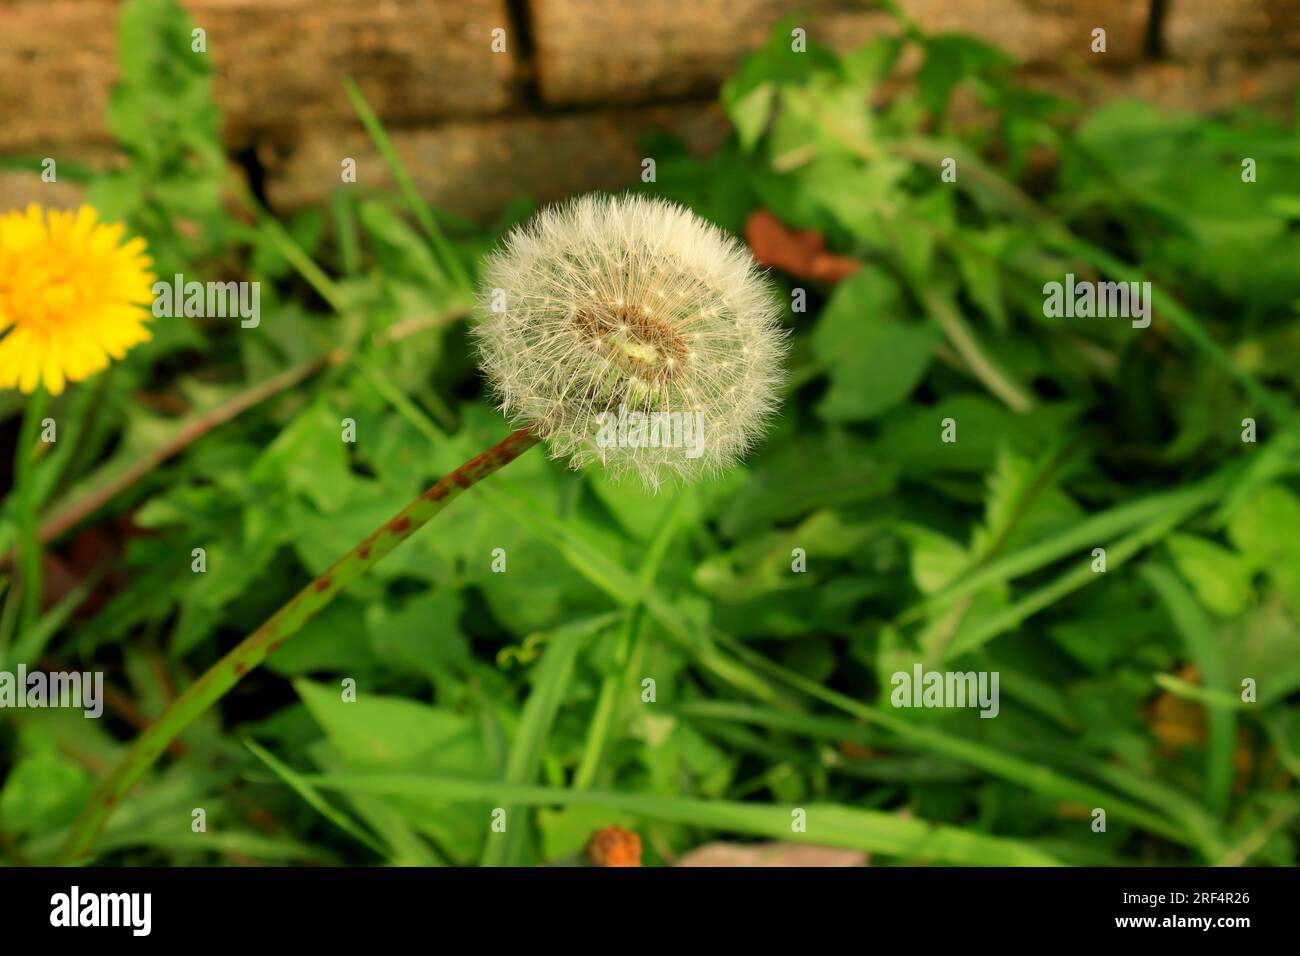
[0,311,464,570]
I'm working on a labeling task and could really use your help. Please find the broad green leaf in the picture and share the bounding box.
[1166,533,1254,617]
[1227,484,1300,604]
[295,678,483,770]
[814,271,937,421]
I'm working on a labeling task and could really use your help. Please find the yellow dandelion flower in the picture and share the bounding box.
[0,204,155,395]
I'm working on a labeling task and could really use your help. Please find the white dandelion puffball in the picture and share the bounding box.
[473,194,787,489]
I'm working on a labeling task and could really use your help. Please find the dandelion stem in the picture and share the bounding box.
[0,311,463,571]
[14,389,49,638]
[56,425,541,863]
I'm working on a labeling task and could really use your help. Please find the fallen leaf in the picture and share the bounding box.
[744,209,863,283]
[676,841,867,867]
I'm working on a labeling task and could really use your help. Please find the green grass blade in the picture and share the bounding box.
[244,738,388,857]
[944,499,1207,659]
[306,773,1064,866]
[1141,563,1236,819]
[903,476,1231,626]
[479,618,597,866]
[342,76,473,293]
[712,635,1208,850]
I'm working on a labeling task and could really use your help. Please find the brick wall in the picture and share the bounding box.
[1,0,1297,221]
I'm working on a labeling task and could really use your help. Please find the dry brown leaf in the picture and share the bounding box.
[744,209,863,283]
[675,841,867,867]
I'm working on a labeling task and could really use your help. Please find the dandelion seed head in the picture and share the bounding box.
[473,194,786,489]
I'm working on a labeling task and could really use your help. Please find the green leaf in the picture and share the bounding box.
[916,34,1014,120]
[727,81,776,151]
[718,431,897,537]
[249,398,356,514]
[814,270,937,421]
[266,600,379,677]
[970,446,1079,560]
[587,471,701,542]
[365,591,469,681]
[1227,484,1300,605]
[1166,534,1254,617]
[877,396,1079,476]
[904,526,968,595]
[0,752,94,834]
[295,679,483,770]
[954,229,1011,330]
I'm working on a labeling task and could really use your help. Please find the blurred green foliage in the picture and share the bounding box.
[2,1,1300,867]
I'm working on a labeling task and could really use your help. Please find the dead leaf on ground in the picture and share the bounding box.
[744,209,863,283]
[675,841,868,867]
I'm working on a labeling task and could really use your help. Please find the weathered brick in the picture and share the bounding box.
[0,1,120,154]
[528,0,1148,107]
[1164,0,1300,59]
[192,0,520,149]
[0,169,91,213]
[1037,56,1300,116]
[0,0,520,154]
[265,104,730,222]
